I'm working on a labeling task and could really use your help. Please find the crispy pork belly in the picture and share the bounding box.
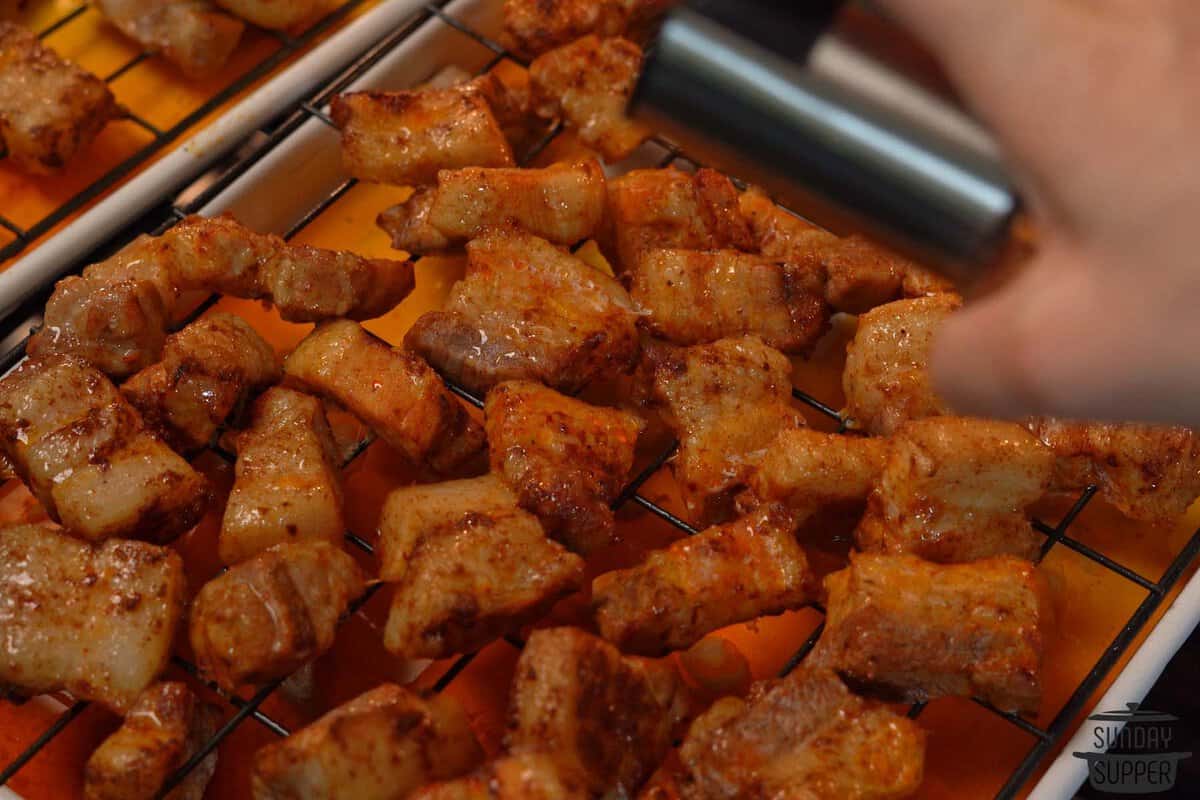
[484,380,642,554]
[739,186,954,313]
[607,167,756,274]
[83,682,219,800]
[740,428,888,526]
[651,336,806,527]
[593,512,812,656]
[1027,418,1200,523]
[219,387,343,565]
[632,248,830,354]
[215,0,327,29]
[0,22,119,174]
[284,320,485,476]
[528,35,650,161]
[122,312,279,452]
[0,525,186,712]
[508,627,690,797]
[674,666,925,800]
[406,229,640,396]
[0,355,209,543]
[331,84,514,186]
[818,553,1050,714]
[189,540,365,690]
[165,215,415,322]
[252,684,484,800]
[414,754,588,800]
[95,0,244,79]
[844,294,962,435]
[378,476,584,659]
[378,159,607,254]
[502,0,674,58]
[856,418,1053,563]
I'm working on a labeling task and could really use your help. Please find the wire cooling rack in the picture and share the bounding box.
[0,0,379,265]
[2,3,1200,798]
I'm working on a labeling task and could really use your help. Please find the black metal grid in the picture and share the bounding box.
[0,0,379,264]
[1,3,1200,798]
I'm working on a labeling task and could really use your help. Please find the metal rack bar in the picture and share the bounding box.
[2,5,1199,800]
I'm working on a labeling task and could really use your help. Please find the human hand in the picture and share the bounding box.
[876,0,1200,426]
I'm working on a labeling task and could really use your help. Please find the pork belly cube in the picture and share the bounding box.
[219,387,344,565]
[674,666,925,799]
[190,541,364,690]
[843,294,962,435]
[606,167,756,273]
[507,627,690,797]
[122,312,279,452]
[528,35,650,161]
[331,86,514,186]
[405,229,639,396]
[94,0,243,78]
[0,355,209,543]
[739,428,888,525]
[651,336,806,527]
[593,513,812,656]
[632,248,830,354]
[378,159,607,254]
[0,525,186,712]
[378,476,585,659]
[502,0,674,59]
[252,684,483,800]
[484,380,642,554]
[856,418,1054,563]
[818,553,1050,714]
[83,682,220,800]
[413,754,588,800]
[0,23,119,173]
[1028,417,1200,524]
[285,319,485,477]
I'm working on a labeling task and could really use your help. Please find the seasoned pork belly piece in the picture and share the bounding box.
[406,229,640,396]
[528,35,650,161]
[485,381,642,554]
[219,387,343,565]
[414,754,588,800]
[673,666,925,800]
[216,0,327,29]
[95,0,244,78]
[378,476,584,659]
[0,355,209,543]
[856,418,1053,563]
[844,294,962,435]
[190,540,365,690]
[738,186,954,313]
[502,0,674,59]
[739,428,888,526]
[593,511,812,656]
[0,23,119,174]
[632,248,830,354]
[332,83,514,186]
[817,553,1050,714]
[650,336,806,527]
[607,167,756,274]
[0,525,186,712]
[1027,418,1200,523]
[252,684,483,800]
[284,320,485,476]
[121,312,279,452]
[166,215,415,322]
[508,627,690,797]
[83,682,220,800]
[378,159,607,254]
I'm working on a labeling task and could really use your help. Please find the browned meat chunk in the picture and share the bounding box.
[502,0,674,59]
[95,0,244,79]
[817,553,1050,714]
[414,755,588,800]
